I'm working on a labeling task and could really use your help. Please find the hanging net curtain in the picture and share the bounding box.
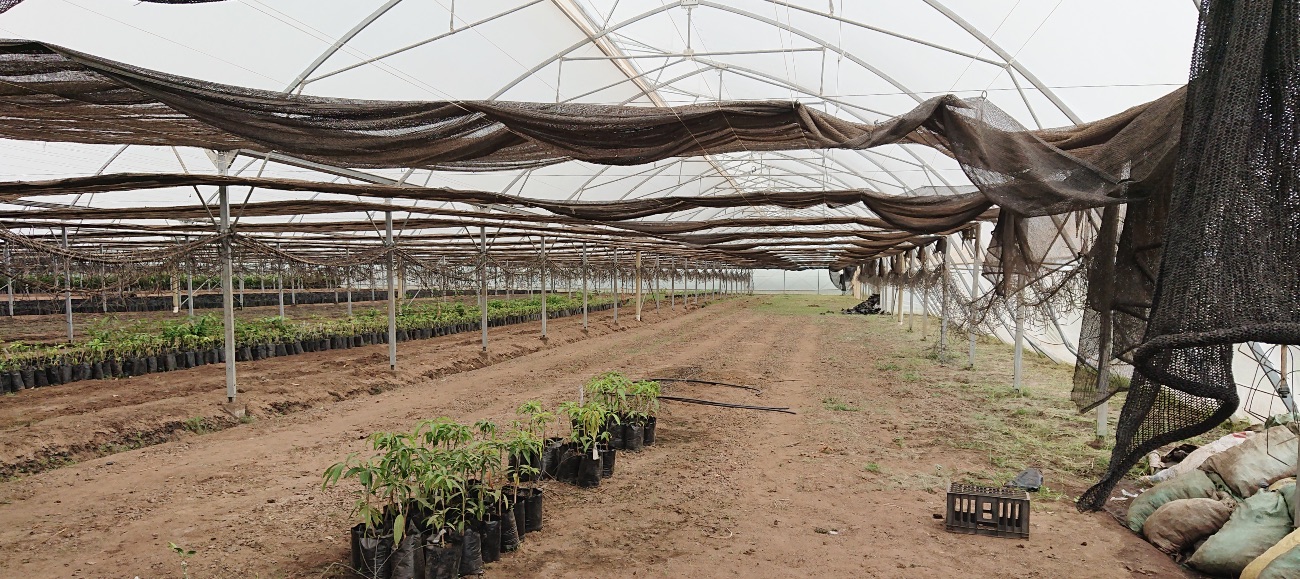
[1078,0,1300,511]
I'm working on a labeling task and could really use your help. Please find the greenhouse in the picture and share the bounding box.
[0,0,1296,577]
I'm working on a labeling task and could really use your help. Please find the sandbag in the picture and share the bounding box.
[1141,431,1254,485]
[1200,425,1298,499]
[1187,489,1293,577]
[1243,526,1300,579]
[1128,470,1218,532]
[1141,496,1236,554]
[1260,544,1300,579]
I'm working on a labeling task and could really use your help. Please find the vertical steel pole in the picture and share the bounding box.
[940,239,950,353]
[969,224,983,367]
[653,257,661,312]
[896,261,905,326]
[613,249,619,324]
[276,247,285,318]
[4,244,13,317]
[540,236,548,340]
[905,253,915,331]
[186,250,194,319]
[61,227,73,342]
[386,212,396,371]
[345,246,353,316]
[100,250,107,313]
[480,227,488,352]
[581,243,588,330]
[670,258,676,310]
[694,263,700,305]
[1013,284,1024,393]
[1282,347,1298,528]
[217,154,237,403]
[634,250,643,322]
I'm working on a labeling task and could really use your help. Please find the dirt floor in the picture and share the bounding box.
[0,295,1194,578]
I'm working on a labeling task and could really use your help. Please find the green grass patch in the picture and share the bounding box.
[822,397,860,412]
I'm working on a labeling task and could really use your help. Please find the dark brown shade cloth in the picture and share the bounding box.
[0,172,995,231]
[0,39,1176,208]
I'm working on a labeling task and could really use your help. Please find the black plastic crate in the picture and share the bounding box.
[945,483,1030,539]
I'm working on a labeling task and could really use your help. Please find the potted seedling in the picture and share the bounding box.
[512,402,550,533]
[629,380,661,447]
[322,430,428,579]
[560,400,611,488]
[584,372,629,449]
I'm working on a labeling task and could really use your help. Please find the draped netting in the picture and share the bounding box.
[0,38,1190,287]
[1076,0,1300,510]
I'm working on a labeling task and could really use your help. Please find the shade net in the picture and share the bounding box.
[0,37,1191,285]
[1077,0,1300,511]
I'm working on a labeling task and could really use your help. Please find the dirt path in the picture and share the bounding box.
[0,295,1186,578]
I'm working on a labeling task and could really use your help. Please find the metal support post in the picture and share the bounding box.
[480,227,488,352]
[4,244,12,317]
[215,153,237,403]
[386,212,396,371]
[635,250,643,321]
[694,264,700,305]
[581,243,588,330]
[540,236,548,340]
[670,258,676,310]
[613,249,619,324]
[1013,284,1024,393]
[968,224,983,368]
[345,247,353,316]
[276,249,285,318]
[939,238,950,354]
[652,258,660,312]
[62,226,73,342]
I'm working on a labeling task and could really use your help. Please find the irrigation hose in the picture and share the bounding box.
[659,395,795,414]
[641,377,762,393]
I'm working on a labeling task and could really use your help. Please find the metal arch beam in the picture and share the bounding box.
[541,0,746,204]
[487,0,955,198]
[283,0,407,94]
[693,1,923,103]
[489,3,680,100]
[758,0,1005,67]
[920,0,1083,124]
[298,0,549,89]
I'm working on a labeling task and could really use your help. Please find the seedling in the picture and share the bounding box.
[168,542,196,579]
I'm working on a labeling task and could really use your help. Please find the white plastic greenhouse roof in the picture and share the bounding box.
[0,0,1199,264]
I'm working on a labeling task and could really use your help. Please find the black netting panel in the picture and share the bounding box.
[1079,0,1300,510]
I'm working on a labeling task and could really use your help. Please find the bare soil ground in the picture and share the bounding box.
[0,295,1190,578]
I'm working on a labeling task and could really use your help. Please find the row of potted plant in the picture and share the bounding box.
[323,373,662,578]
[323,405,550,579]
[0,295,620,394]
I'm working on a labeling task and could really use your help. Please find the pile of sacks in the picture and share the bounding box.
[1127,426,1300,578]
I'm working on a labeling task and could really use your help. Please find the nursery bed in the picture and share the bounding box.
[0,296,1191,578]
